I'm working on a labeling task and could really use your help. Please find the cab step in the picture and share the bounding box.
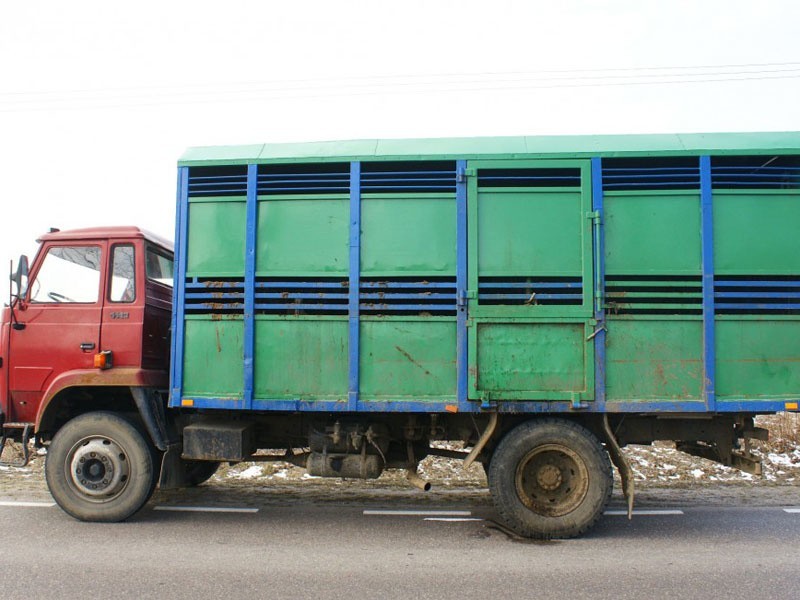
[0,422,33,467]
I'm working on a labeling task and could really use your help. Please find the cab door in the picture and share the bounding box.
[467,160,595,404]
[8,242,106,422]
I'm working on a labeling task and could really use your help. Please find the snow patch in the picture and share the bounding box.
[234,465,264,479]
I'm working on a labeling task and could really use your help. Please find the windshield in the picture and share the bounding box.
[29,246,101,303]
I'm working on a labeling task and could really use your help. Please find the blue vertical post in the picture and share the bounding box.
[169,167,190,408]
[590,158,606,409]
[700,155,716,411]
[348,161,361,411]
[243,164,258,410]
[456,160,469,410]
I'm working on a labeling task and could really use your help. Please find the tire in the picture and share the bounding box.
[487,419,612,539]
[45,411,157,522]
[183,460,220,486]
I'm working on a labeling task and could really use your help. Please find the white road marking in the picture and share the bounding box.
[154,506,258,514]
[604,509,684,516]
[783,508,800,513]
[424,517,484,522]
[363,510,472,517]
[0,501,55,508]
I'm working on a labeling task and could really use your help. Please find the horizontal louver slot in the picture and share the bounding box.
[602,158,700,191]
[715,277,800,314]
[478,277,582,306]
[605,276,702,315]
[478,168,580,188]
[188,166,248,198]
[712,156,800,189]
[258,163,349,195]
[185,278,244,314]
[361,161,456,193]
[255,278,349,314]
[360,278,456,315]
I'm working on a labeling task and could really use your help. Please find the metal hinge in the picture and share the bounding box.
[586,210,601,224]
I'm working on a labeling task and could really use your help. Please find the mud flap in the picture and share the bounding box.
[602,415,635,519]
[158,444,189,490]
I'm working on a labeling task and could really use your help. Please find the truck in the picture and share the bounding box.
[2,131,799,538]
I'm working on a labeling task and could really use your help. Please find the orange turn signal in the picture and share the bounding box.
[94,351,113,370]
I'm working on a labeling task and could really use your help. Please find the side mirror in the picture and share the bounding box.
[11,255,29,299]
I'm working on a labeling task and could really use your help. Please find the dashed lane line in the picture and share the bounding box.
[363,510,473,517]
[783,508,800,513]
[424,517,484,522]
[154,506,259,514]
[0,501,55,508]
[604,509,684,516]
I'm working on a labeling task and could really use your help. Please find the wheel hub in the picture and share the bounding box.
[515,443,590,518]
[68,437,130,498]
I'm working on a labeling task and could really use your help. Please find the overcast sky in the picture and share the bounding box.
[1,0,799,269]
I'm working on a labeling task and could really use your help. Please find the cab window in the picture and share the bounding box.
[29,246,101,304]
[109,244,136,303]
[146,247,174,287]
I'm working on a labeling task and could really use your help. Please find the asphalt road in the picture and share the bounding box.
[1,495,800,600]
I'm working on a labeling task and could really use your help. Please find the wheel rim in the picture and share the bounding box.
[514,443,589,517]
[66,436,131,502]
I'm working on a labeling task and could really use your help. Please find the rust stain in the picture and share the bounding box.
[215,327,222,353]
[394,345,432,376]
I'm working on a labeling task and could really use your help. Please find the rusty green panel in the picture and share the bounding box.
[605,319,703,400]
[604,192,701,275]
[475,323,587,396]
[254,318,348,399]
[187,199,246,276]
[714,191,800,274]
[717,320,800,399]
[182,317,244,399]
[359,319,456,400]
[477,189,583,276]
[361,195,456,275]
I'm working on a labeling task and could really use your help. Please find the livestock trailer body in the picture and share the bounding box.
[172,132,800,417]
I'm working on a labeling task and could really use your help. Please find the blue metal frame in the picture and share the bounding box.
[243,164,258,410]
[700,155,716,411]
[169,167,189,408]
[456,160,469,410]
[348,161,361,411]
[590,157,606,409]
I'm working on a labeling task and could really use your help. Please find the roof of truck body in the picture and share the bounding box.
[179,131,800,166]
[38,226,173,251]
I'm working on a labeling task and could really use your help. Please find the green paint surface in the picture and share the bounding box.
[361,196,456,275]
[714,192,800,274]
[476,323,586,393]
[717,320,800,399]
[257,197,348,275]
[477,189,583,276]
[254,319,348,399]
[187,200,246,276]
[605,193,701,274]
[606,319,703,400]
[359,320,456,400]
[183,318,244,398]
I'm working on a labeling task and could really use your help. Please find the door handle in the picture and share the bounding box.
[80,342,96,351]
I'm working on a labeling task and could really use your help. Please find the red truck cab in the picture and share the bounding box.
[1,227,173,454]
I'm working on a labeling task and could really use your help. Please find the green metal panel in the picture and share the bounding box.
[180,132,800,166]
[714,191,800,274]
[359,319,456,400]
[716,319,800,399]
[477,189,583,276]
[605,192,701,275]
[473,322,589,398]
[254,318,348,399]
[256,196,349,276]
[361,194,456,275]
[182,317,244,399]
[186,199,246,276]
[605,319,703,401]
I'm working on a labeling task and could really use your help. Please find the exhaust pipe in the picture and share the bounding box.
[406,468,431,492]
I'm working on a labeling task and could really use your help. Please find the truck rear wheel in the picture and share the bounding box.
[45,411,157,522]
[487,419,612,539]
[183,460,220,486]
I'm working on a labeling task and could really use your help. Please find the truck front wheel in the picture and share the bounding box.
[487,419,612,539]
[45,411,157,522]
